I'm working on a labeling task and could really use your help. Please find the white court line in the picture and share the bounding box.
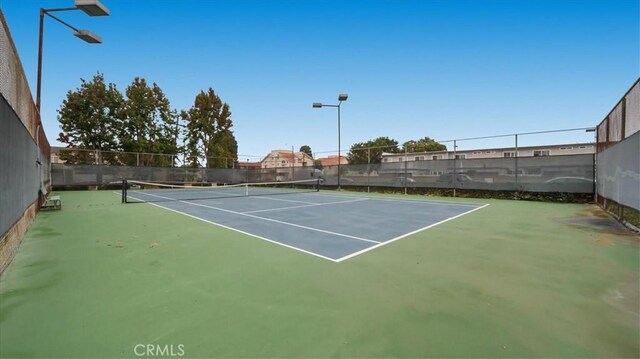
[131,189,318,205]
[126,193,340,262]
[242,198,369,214]
[335,203,491,262]
[249,195,317,205]
[137,191,381,244]
[296,191,483,207]
[120,191,489,263]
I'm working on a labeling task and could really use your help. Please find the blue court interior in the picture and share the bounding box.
[127,188,488,262]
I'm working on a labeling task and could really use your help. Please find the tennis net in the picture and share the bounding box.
[122,179,320,203]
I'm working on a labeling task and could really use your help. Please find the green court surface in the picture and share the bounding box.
[0,190,638,358]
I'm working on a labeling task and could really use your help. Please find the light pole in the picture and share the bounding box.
[36,0,109,112]
[33,1,108,202]
[313,93,348,190]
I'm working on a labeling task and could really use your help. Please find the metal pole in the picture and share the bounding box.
[36,7,87,112]
[337,103,341,191]
[515,134,519,191]
[367,148,370,193]
[593,130,598,203]
[36,9,45,112]
[453,140,457,197]
[121,179,125,203]
[404,147,408,195]
[174,117,179,167]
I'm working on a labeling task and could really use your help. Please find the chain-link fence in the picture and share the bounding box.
[595,79,640,227]
[315,154,594,193]
[1,10,51,275]
[52,152,594,195]
[51,163,321,187]
[312,128,596,194]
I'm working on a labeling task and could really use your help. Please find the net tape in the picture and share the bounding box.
[123,178,320,203]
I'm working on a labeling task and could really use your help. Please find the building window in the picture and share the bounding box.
[397,157,403,162]
[432,155,442,160]
[472,151,482,155]
[503,152,515,158]
[383,158,388,162]
[559,146,573,150]
[533,150,550,157]
[455,154,466,159]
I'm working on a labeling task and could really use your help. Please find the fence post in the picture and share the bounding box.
[404,147,407,195]
[367,148,370,193]
[453,140,457,197]
[593,130,598,203]
[404,158,408,195]
[515,134,519,192]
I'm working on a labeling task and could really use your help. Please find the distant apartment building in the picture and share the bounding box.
[381,143,595,163]
[261,150,314,169]
[50,147,65,164]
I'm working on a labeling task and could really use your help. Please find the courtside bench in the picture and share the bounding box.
[42,195,62,210]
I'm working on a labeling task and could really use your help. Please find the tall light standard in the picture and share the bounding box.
[33,1,108,201]
[36,0,110,112]
[313,93,348,190]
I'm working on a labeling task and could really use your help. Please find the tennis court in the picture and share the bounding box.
[1,190,638,358]
[123,180,488,261]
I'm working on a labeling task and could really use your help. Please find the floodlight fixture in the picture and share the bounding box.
[75,0,110,16]
[338,94,348,101]
[313,103,323,108]
[73,29,102,43]
[36,1,109,111]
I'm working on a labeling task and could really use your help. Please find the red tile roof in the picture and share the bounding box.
[317,156,348,166]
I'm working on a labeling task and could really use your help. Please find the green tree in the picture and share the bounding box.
[119,78,179,166]
[347,137,400,164]
[181,88,237,168]
[402,137,447,152]
[299,145,313,158]
[57,73,124,164]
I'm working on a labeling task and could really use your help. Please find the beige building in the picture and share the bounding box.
[261,150,314,169]
[381,143,595,163]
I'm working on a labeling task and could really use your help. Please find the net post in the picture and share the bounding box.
[121,179,127,203]
[245,183,249,196]
[316,178,320,192]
